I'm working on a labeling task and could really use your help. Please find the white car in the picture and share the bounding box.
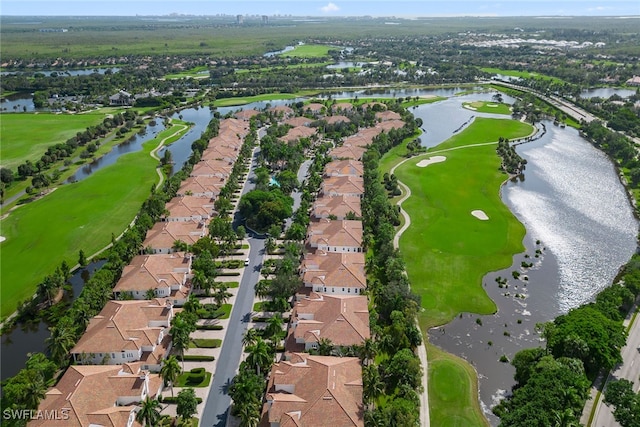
[244,258,250,266]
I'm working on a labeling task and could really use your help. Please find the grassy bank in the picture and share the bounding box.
[428,343,489,427]
[0,123,187,318]
[212,91,319,107]
[381,116,532,426]
[0,112,105,170]
[395,118,532,329]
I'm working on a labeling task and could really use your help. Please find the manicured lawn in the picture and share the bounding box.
[175,370,212,388]
[216,303,232,319]
[428,344,490,427]
[212,91,319,107]
[394,118,533,329]
[462,101,511,115]
[190,338,222,348]
[0,112,105,170]
[481,67,566,85]
[0,124,187,318]
[282,44,331,58]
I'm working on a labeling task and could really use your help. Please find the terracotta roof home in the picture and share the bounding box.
[285,293,370,352]
[143,220,207,254]
[219,117,251,138]
[375,110,402,121]
[235,108,261,121]
[113,253,191,303]
[281,126,317,143]
[324,159,363,177]
[163,195,216,222]
[361,101,386,111]
[284,116,313,127]
[376,119,405,132]
[262,353,364,427]
[329,145,366,161]
[304,102,325,115]
[178,176,224,198]
[191,160,233,180]
[331,102,354,112]
[201,145,239,163]
[300,250,366,295]
[268,105,295,119]
[70,300,173,370]
[307,219,363,253]
[321,175,365,197]
[325,115,351,125]
[625,76,640,86]
[29,363,163,427]
[313,195,361,220]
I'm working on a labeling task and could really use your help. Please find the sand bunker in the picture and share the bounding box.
[471,210,489,220]
[417,156,446,167]
[486,103,499,107]
[0,236,5,243]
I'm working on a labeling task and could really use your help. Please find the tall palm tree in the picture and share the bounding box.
[316,337,333,356]
[136,396,161,427]
[362,364,384,410]
[170,318,192,370]
[359,338,378,366]
[264,314,285,343]
[242,328,260,348]
[237,401,260,427]
[246,338,272,376]
[160,355,181,398]
[46,323,77,365]
[22,370,48,410]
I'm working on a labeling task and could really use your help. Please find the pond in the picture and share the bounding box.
[420,111,638,424]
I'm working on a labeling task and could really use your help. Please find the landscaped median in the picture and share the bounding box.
[0,122,190,318]
[382,116,534,426]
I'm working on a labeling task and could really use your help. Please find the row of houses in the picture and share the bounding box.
[30,116,253,427]
[259,107,406,427]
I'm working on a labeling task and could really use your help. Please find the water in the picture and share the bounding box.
[0,68,120,77]
[426,121,638,425]
[0,260,106,382]
[263,46,295,57]
[66,121,166,183]
[167,106,215,171]
[0,93,36,112]
[326,61,368,69]
[411,92,518,148]
[580,87,637,99]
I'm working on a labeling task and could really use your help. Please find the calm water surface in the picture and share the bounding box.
[425,119,638,425]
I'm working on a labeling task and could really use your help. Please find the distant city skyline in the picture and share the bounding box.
[1,0,639,17]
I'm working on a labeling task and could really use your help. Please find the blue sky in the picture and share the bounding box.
[1,0,639,17]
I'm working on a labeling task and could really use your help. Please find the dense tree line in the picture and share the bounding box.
[360,107,423,426]
[493,257,640,426]
[0,118,222,424]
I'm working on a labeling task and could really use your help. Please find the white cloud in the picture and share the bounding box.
[320,2,340,13]
[587,6,611,11]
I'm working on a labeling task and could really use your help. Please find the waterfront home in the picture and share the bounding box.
[70,300,173,371]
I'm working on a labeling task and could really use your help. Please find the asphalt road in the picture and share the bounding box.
[201,138,267,427]
[199,236,265,427]
[589,310,640,427]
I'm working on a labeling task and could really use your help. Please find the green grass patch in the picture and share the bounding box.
[392,117,532,329]
[212,91,319,107]
[481,67,566,85]
[281,44,331,58]
[195,324,224,331]
[178,354,216,362]
[462,101,511,115]
[164,65,209,79]
[190,338,222,348]
[175,368,212,387]
[428,344,490,427]
[0,112,105,170]
[0,123,187,318]
[401,96,446,108]
[217,304,232,319]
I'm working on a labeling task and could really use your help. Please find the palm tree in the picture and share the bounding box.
[136,396,161,427]
[264,314,285,344]
[358,338,378,366]
[237,401,260,427]
[170,317,192,370]
[191,270,208,294]
[22,370,48,409]
[46,323,77,365]
[362,364,384,410]
[316,337,333,356]
[242,328,260,348]
[246,338,272,376]
[160,355,181,398]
